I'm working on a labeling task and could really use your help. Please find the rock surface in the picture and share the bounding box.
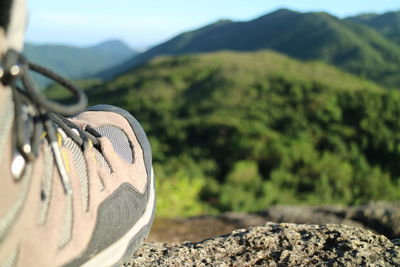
[128,223,400,266]
[148,202,400,243]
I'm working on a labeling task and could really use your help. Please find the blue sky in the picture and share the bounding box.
[26,0,400,50]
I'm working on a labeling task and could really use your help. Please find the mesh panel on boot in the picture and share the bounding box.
[63,137,89,211]
[59,194,73,248]
[95,125,134,164]
[0,91,14,162]
[94,149,112,174]
[38,143,54,225]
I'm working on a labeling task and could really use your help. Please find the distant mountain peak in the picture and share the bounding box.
[349,13,379,20]
[100,8,400,89]
[23,39,139,87]
[255,8,298,20]
[254,9,337,24]
[213,19,233,25]
[91,39,133,50]
[271,8,298,15]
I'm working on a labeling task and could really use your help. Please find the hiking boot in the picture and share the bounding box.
[0,0,156,266]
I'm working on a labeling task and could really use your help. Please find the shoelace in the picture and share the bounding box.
[0,49,100,195]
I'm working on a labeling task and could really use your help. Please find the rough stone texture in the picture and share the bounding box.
[148,202,400,243]
[128,223,400,267]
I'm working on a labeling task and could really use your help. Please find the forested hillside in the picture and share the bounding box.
[347,11,400,45]
[101,9,400,89]
[81,51,400,216]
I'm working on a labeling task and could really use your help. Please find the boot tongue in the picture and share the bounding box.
[6,0,27,52]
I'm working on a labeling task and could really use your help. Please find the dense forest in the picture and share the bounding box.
[42,9,400,217]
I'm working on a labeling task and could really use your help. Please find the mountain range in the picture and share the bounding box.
[24,39,137,87]
[101,9,400,89]
[27,9,400,89]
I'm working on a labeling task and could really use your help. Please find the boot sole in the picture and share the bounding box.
[82,168,156,267]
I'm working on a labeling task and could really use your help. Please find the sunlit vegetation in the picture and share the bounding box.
[81,51,400,216]
[103,9,400,89]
